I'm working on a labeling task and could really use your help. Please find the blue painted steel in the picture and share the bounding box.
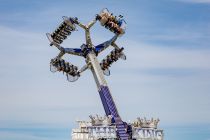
[99,86,129,140]
[94,44,104,52]
[99,86,119,117]
[73,48,82,53]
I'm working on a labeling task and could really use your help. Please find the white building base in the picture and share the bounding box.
[71,115,163,140]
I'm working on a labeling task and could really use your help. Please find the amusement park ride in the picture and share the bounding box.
[46,9,163,140]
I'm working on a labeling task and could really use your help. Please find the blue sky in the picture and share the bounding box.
[0,0,210,140]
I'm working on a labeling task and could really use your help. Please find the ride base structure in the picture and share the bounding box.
[46,9,163,140]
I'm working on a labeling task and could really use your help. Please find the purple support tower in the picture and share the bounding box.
[99,86,129,139]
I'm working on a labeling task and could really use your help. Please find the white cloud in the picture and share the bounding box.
[119,40,210,70]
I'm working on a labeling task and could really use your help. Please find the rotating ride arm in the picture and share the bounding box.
[46,16,88,82]
[94,8,127,76]
[95,34,118,54]
[87,19,97,29]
